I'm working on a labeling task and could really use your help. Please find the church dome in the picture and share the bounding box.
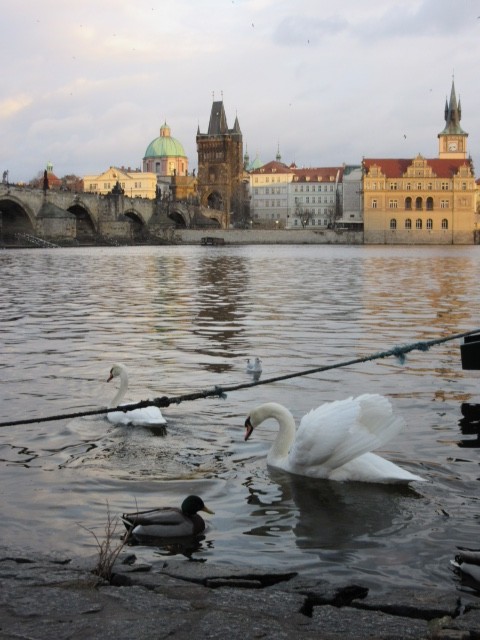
[144,123,186,159]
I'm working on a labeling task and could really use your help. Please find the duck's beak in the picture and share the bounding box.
[202,505,215,515]
[244,416,254,441]
[107,371,113,382]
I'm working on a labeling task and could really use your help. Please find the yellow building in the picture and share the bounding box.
[83,166,157,199]
[363,81,477,244]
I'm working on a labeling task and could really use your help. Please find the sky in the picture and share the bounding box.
[2,0,480,184]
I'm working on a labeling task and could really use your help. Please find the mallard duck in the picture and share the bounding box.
[122,495,214,540]
[244,395,424,484]
[106,363,166,426]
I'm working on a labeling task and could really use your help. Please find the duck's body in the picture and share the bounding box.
[244,395,424,484]
[107,363,166,426]
[122,495,214,540]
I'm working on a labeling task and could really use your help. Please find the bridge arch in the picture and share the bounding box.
[169,206,187,228]
[0,196,36,238]
[124,208,148,242]
[66,202,97,242]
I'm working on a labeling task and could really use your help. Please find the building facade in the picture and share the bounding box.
[363,81,476,244]
[83,166,157,199]
[196,100,244,228]
[248,160,348,229]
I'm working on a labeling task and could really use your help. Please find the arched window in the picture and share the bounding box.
[405,218,412,229]
[416,218,422,229]
[390,218,397,230]
[442,218,449,229]
[405,197,412,210]
[426,218,433,230]
[426,197,434,211]
[415,197,422,210]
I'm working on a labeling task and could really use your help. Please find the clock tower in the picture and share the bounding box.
[438,80,468,159]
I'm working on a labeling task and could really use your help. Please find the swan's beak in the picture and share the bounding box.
[201,505,215,515]
[244,416,254,441]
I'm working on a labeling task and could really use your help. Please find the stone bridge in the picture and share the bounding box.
[0,184,224,245]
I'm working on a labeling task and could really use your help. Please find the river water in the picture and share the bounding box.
[1,244,480,595]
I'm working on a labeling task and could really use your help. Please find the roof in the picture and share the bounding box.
[439,80,467,136]
[249,160,291,174]
[363,157,473,179]
[198,100,242,137]
[293,167,344,182]
[144,123,186,159]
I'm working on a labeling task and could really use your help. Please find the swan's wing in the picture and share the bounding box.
[107,406,166,425]
[290,394,405,472]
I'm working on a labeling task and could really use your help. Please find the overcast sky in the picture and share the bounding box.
[2,0,480,183]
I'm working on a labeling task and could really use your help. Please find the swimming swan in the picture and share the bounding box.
[107,363,166,426]
[122,495,214,540]
[244,395,424,484]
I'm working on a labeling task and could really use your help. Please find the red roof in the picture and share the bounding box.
[363,158,473,179]
[250,160,291,174]
[293,166,344,182]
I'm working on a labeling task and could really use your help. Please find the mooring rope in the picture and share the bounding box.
[1,328,478,429]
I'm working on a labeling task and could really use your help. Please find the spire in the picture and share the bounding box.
[441,80,466,134]
[208,100,228,135]
[276,143,281,162]
[232,114,242,135]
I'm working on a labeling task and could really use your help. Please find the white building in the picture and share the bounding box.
[247,159,351,229]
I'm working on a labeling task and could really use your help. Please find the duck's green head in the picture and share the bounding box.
[181,495,214,516]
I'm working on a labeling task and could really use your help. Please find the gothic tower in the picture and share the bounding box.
[438,80,468,159]
[196,99,243,228]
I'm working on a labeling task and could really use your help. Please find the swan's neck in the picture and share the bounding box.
[255,403,296,464]
[109,370,128,408]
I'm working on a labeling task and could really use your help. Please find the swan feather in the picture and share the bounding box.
[245,395,424,484]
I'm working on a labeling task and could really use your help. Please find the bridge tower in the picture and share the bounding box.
[196,97,243,228]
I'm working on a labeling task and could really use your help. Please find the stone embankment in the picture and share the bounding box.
[1,546,479,639]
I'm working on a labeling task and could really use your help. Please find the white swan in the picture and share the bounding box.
[106,363,166,426]
[244,395,424,484]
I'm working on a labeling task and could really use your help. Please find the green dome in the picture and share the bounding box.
[144,122,186,159]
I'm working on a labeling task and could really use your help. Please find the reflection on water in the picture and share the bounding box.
[1,245,480,594]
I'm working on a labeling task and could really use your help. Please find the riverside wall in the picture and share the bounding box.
[175,228,363,245]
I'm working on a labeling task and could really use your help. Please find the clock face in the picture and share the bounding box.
[448,141,458,151]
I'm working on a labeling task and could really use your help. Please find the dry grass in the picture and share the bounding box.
[80,503,129,583]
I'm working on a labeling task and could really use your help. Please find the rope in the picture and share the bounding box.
[1,328,478,429]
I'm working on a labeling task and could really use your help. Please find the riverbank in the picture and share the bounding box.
[1,546,478,639]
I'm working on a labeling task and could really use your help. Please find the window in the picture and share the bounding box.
[442,218,449,229]
[405,197,412,210]
[462,182,467,191]
[372,199,377,209]
[415,197,422,210]
[406,183,411,191]
[426,197,433,211]
[390,218,397,230]
[390,182,398,190]
[441,182,449,190]
[416,218,422,229]
[440,200,449,209]
[426,218,433,230]
[427,182,433,190]
[389,200,398,209]
[417,183,422,190]
[405,218,412,229]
